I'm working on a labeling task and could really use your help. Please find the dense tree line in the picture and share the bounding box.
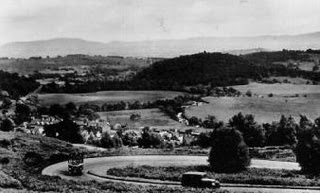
[242,50,310,64]
[134,52,260,88]
[194,113,306,148]
[0,70,39,99]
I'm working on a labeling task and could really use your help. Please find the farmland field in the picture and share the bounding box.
[38,90,185,106]
[233,83,320,96]
[186,83,320,123]
[98,108,200,131]
[98,108,180,129]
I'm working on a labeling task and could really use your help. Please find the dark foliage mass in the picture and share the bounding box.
[264,115,298,146]
[229,113,265,147]
[0,118,14,131]
[0,70,39,99]
[295,117,320,174]
[243,50,320,83]
[100,133,123,148]
[23,152,43,166]
[138,127,164,148]
[243,50,310,64]
[15,103,31,125]
[208,127,250,173]
[43,119,84,143]
[134,52,260,89]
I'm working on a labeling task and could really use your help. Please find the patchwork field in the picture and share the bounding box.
[233,83,320,96]
[186,83,320,124]
[98,108,200,131]
[264,76,311,84]
[38,90,184,106]
[274,61,318,72]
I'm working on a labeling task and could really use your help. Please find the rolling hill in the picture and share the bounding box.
[133,52,261,88]
[2,32,320,58]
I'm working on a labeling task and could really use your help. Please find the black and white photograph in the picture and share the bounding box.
[1,0,320,192]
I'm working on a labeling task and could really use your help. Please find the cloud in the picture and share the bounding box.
[0,0,320,45]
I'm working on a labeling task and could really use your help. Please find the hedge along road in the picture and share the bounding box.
[42,155,320,193]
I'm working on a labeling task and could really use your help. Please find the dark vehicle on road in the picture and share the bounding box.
[181,171,220,188]
[68,152,84,175]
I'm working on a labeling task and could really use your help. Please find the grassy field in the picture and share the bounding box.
[233,83,320,96]
[98,108,201,132]
[186,83,320,123]
[38,90,184,106]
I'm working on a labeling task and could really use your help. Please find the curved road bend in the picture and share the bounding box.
[42,155,320,193]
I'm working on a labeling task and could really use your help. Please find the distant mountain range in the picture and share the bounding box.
[1,32,320,58]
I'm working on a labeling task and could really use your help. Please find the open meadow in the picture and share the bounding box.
[38,90,184,106]
[98,108,201,132]
[185,83,320,123]
[232,83,320,96]
[98,108,180,129]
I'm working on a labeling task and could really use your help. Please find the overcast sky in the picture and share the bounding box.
[1,0,320,45]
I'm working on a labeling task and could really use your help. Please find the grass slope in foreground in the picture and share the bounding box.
[108,165,320,187]
[0,131,235,193]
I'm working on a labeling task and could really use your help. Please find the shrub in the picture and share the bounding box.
[100,132,116,148]
[295,119,320,174]
[23,152,43,166]
[245,90,252,97]
[0,157,9,165]
[113,134,123,148]
[208,127,250,173]
[195,132,212,148]
[138,127,164,148]
[0,139,11,148]
[43,119,84,144]
[15,103,31,125]
[0,118,14,132]
[268,93,273,97]
[130,113,141,121]
[229,113,265,147]
[122,131,139,147]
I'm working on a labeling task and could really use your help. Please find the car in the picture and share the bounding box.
[181,171,220,188]
[68,152,84,176]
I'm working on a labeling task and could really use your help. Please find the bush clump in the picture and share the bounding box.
[208,127,250,173]
[295,118,320,174]
[23,152,43,166]
[0,139,11,148]
[0,157,9,165]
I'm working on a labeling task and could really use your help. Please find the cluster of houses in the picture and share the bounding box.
[16,115,63,134]
[13,113,201,147]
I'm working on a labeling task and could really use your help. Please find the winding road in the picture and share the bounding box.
[42,155,320,193]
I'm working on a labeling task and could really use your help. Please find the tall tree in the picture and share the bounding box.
[229,113,265,147]
[208,127,250,172]
[15,103,31,125]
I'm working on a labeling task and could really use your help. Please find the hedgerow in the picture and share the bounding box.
[107,165,320,187]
